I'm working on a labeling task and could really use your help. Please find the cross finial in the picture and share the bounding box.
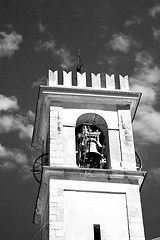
[76,49,83,73]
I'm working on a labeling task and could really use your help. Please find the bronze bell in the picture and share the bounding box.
[85,138,102,168]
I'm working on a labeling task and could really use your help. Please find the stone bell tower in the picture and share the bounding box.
[32,70,146,240]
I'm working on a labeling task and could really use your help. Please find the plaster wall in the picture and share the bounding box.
[62,107,119,130]
[49,179,145,240]
[64,191,129,240]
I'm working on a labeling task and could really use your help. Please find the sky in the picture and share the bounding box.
[0,0,160,239]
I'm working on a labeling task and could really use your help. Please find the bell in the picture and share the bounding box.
[85,139,102,168]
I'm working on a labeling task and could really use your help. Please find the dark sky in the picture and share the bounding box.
[0,0,160,239]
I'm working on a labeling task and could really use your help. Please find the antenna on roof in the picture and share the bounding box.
[76,49,83,73]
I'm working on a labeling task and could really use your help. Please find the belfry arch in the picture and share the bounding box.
[75,113,109,169]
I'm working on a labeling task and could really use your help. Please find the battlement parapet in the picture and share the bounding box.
[47,70,129,91]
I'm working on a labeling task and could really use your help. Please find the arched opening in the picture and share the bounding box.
[75,113,109,169]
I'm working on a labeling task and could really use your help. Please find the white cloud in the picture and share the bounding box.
[0,94,19,111]
[125,16,142,27]
[134,51,152,66]
[0,94,34,140]
[0,95,35,178]
[132,51,160,85]
[0,111,34,140]
[56,47,75,69]
[36,39,55,51]
[149,4,160,18]
[0,143,28,170]
[130,51,160,144]
[133,107,160,143]
[131,84,156,104]
[152,28,160,41]
[0,31,23,58]
[35,39,75,70]
[107,33,138,53]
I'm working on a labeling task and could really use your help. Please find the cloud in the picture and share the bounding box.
[35,39,76,70]
[18,164,33,180]
[38,21,47,33]
[0,95,34,139]
[0,94,19,111]
[32,76,47,87]
[0,111,34,140]
[133,106,160,143]
[107,33,138,53]
[0,143,28,170]
[152,28,160,41]
[36,39,55,51]
[57,47,75,69]
[130,51,160,144]
[0,143,36,181]
[0,95,35,179]
[149,4,160,18]
[0,31,23,58]
[125,16,142,27]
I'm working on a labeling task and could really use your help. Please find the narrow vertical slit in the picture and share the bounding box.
[93,224,101,240]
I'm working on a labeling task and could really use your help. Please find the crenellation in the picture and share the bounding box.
[91,73,101,88]
[106,74,115,89]
[63,71,72,87]
[48,70,58,86]
[77,72,86,87]
[47,70,130,90]
[119,75,129,91]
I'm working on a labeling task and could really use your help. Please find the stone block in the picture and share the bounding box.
[52,222,63,230]
[50,188,58,197]
[56,229,64,237]
[57,189,64,197]
[50,197,64,203]
[56,237,64,240]
[49,228,56,237]
[129,215,143,223]
[128,208,142,219]
[50,214,57,221]
[129,222,145,238]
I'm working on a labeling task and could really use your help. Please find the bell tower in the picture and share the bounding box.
[32,70,146,240]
